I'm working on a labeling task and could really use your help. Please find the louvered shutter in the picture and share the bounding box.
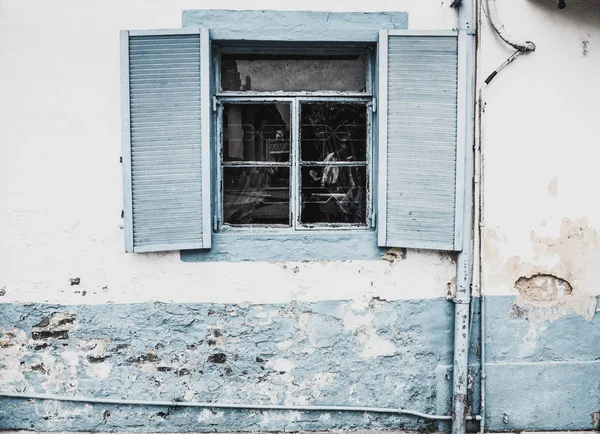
[377,30,464,251]
[121,28,211,253]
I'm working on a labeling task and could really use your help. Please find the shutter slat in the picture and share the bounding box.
[131,145,201,153]
[131,159,202,167]
[378,31,459,251]
[131,126,201,133]
[130,114,200,122]
[134,212,202,222]
[121,29,211,253]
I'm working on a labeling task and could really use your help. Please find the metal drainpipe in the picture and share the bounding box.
[452,0,476,433]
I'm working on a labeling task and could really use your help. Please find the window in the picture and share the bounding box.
[216,50,373,230]
[120,18,465,257]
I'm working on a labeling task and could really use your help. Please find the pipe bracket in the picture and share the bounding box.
[452,297,471,304]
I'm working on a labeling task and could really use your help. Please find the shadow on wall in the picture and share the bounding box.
[528,0,600,29]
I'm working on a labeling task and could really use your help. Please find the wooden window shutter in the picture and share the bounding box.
[377,30,464,251]
[121,28,212,252]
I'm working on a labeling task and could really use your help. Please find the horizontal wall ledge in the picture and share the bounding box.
[181,230,386,262]
[182,10,408,41]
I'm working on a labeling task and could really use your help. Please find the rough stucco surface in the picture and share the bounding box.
[1,0,600,432]
[477,1,600,428]
[480,217,600,429]
[0,299,455,431]
[2,297,598,432]
[181,232,386,262]
[484,218,600,321]
[182,10,408,41]
[484,297,600,431]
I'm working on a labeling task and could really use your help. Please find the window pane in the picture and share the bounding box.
[223,167,290,226]
[301,166,366,225]
[221,55,366,92]
[300,103,367,163]
[223,103,290,162]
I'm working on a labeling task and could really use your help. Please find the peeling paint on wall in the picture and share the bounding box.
[485,218,600,322]
[381,248,407,262]
[509,273,577,351]
[32,312,76,340]
[0,299,455,431]
[515,273,573,303]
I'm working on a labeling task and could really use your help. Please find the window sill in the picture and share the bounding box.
[180,230,385,262]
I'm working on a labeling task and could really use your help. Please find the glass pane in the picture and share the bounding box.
[301,103,367,163]
[221,55,366,92]
[223,103,290,162]
[301,165,367,225]
[223,167,290,225]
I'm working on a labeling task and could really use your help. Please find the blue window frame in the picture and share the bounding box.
[213,44,375,233]
[120,11,466,260]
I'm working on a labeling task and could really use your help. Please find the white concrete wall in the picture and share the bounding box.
[479,0,600,319]
[2,2,600,431]
[0,0,458,306]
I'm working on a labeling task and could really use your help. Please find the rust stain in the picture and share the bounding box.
[547,176,558,197]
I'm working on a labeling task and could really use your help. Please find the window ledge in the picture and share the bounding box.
[180,230,385,262]
[182,10,409,42]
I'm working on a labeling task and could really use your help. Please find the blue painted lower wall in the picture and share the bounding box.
[0,299,455,431]
[482,296,600,431]
[0,296,598,431]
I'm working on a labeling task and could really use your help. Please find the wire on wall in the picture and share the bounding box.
[486,0,536,52]
[483,0,536,84]
[476,0,538,431]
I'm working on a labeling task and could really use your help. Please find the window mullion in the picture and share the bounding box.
[215,51,222,93]
[367,103,374,228]
[365,50,373,95]
[216,103,224,230]
[291,99,300,229]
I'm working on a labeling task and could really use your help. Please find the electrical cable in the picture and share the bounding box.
[484,50,522,85]
[486,0,536,52]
